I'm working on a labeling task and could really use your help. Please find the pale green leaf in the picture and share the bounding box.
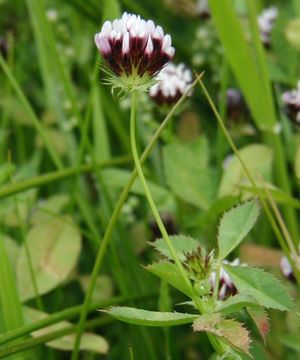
[31,194,70,225]
[218,144,273,197]
[224,265,293,311]
[285,17,300,50]
[218,200,259,259]
[17,217,81,301]
[104,306,198,327]
[25,307,108,354]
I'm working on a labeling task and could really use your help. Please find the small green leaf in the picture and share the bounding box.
[218,200,259,259]
[152,235,199,261]
[216,294,258,315]
[224,265,293,311]
[17,217,81,301]
[146,262,193,297]
[193,313,251,355]
[104,307,198,327]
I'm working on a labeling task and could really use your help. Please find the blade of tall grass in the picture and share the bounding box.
[209,0,274,130]
[0,235,25,360]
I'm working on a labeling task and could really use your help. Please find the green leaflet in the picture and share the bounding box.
[224,265,293,311]
[218,200,259,259]
[152,235,200,261]
[146,262,193,298]
[104,306,198,327]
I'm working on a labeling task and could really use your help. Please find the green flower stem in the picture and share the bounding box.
[71,75,204,360]
[130,90,201,307]
[0,292,155,347]
[129,90,226,356]
[197,78,292,262]
[0,317,111,359]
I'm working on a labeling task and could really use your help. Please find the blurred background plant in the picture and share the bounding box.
[0,0,300,359]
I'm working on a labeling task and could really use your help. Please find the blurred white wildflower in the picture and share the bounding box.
[257,6,278,47]
[149,63,193,105]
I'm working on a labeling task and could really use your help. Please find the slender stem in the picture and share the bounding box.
[130,91,200,307]
[259,177,300,284]
[198,78,290,255]
[129,90,225,356]
[71,75,203,360]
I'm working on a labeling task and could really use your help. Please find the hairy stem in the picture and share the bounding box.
[71,75,203,359]
[129,90,225,356]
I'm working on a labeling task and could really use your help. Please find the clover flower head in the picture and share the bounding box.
[226,88,247,121]
[280,256,294,282]
[257,6,278,47]
[282,81,300,125]
[149,63,193,105]
[94,12,175,93]
[210,259,240,299]
[197,0,210,19]
[0,36,8,59]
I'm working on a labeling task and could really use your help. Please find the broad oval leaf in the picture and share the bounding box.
[25,307,108,354]
[104,307,198,327]
[224,265,293,311]
[152,235,199,261]
[218,144,273,197]
[17,217,81,302]
[218,200,259,259]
